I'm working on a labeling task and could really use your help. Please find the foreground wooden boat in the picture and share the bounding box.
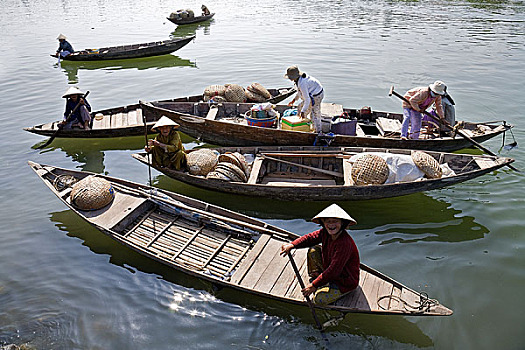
[24,88,295,139]
[132,146,514,201]
[141,100,512,152]
[167,13,215,25]
[54,36,195,61]
[29,161,452,317]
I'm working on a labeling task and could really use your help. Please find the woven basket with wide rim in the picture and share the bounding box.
[247,83,271,99]
[224,84,247,103]
[70,175,115,210]
[351,154,389,186]
[411,151,442,179]
[245,89,267,103]
[216,162,247,182]
[187,149,218,176]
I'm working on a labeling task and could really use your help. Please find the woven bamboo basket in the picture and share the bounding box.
[224,84,247,103]
[411,151,442,178]
[245,89,267,103]
[206,171,231,181]
[187,149,219,176]
[247,83,271,99]
[350,154,389,186]
[218,152,249,176]
[70,175,115,210]
[216,162,247,182]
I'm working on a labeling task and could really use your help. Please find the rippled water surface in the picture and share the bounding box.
[1,0,524,349]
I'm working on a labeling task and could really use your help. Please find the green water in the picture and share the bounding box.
[1,0,524,349]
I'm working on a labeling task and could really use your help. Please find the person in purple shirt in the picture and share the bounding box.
[280,204,360,304]
[55,34,74,58]
[59,86,91,130]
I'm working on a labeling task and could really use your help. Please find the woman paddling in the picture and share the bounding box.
[280,204,360,304]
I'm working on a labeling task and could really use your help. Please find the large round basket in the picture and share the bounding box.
[219,152,250,177]
[216,162,247,182]
[411,151,442,179]
[186,148,219,176]
[70,175,115,211]
[247,83,271,99]
[351,154,389,186]
[224,84,247,103]
[245,89,267,103]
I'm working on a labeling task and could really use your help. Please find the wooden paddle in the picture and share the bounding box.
[287,252,331,347]
[389,86,519,172]
[37,91,90,149]
[142,111,153,186]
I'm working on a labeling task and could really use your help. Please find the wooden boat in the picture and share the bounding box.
[140,100,512,152]
[23,88,295,139]
[167,13,215,25]
[132,146,514,201]
[54,36,195,61]
[29,160,452,317]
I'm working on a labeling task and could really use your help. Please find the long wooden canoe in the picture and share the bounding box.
[167,13,215,25]
[54,36,195,61]
[132,146,514,201]
[24,88,296,139]
[141,100,512,152]
[29,161,452,317]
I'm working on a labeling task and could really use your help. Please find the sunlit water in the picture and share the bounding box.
[1,0,524,349]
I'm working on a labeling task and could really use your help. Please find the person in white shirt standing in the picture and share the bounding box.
[285,65,325,134]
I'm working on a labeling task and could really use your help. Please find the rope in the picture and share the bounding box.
[377,292,440,314]
[52,174,78,191]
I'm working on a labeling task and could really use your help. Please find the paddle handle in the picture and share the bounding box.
[389,86,518,172]
[37,91,90,149]
[287,252,323,331]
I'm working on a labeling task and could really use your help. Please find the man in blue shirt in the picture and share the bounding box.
[55,34,74,58]
[59,86,92,130]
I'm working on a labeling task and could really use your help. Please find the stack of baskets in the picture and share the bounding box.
[350,154,390,186]
[245,83,271,102]
[411,151,442,178]
[203,83,272,103]
[186,148,219,176]
[70,175,115,210]
[206,152,250,182]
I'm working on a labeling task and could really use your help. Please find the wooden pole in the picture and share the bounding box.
[389,86,518,172]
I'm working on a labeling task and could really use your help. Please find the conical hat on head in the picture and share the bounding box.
[57,34,67,40]
[311,203,357,228]
[151,116,180,131]
[62,86,84,98]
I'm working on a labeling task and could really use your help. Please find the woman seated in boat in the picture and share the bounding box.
[59,86,91,130]
[145,116,187,170]
[201,5,210,15]
[401,81,446,140]
[280,204,360,304]
[54,34,74,58]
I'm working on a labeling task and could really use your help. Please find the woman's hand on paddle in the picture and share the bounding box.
[280,243,294,257]
[302,283,316,297]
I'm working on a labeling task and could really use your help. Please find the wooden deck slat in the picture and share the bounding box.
[269,248,307,297]
[353,270,375,311]
[230,234,270,285]
[92,114,105,130]
[171,226,204,261]
[83,192,146,230]
[127,110,138,126]
[247,158,263,184]
[252,242,291,293]
[111,112,122,128]
[239,239,283,289]
[367,279,395,312]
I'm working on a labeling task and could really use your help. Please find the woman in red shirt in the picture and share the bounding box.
[280,204,360,304]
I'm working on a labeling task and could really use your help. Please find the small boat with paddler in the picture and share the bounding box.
[29,160,453,319]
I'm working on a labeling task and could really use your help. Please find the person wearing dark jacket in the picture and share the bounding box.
[55,34,74,58]
[280,204,360,304]
[59,86,91,130]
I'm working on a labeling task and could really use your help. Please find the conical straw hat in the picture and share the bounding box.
[311,203,357,228]
[57,34,67,40]
[62,86,84,98]
[152,116,180,131]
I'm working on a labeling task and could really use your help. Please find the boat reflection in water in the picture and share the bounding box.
[56,55,196,84]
